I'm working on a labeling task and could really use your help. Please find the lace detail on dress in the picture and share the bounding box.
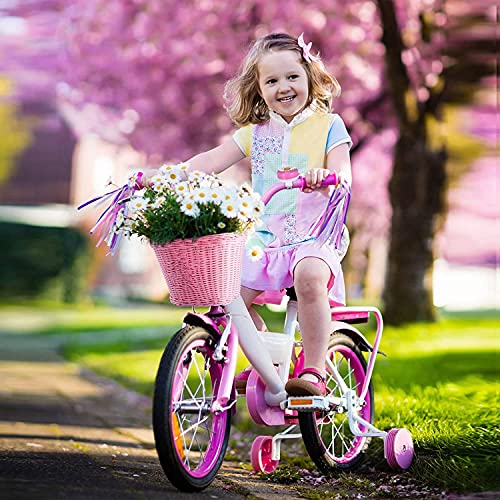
[251,135,283,175]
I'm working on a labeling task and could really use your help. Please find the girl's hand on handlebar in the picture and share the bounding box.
[303,168,333,193]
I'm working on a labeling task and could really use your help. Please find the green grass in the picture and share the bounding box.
[0,300,189,335]
[367,317,499,493]
[3,302,499,493]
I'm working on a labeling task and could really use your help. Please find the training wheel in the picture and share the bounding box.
[385,428,414,470]
[250,436,279,473]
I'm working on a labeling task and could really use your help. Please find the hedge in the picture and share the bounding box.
[0,221,90,303]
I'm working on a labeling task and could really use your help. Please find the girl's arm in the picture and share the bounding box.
[303,143,352,193]
[143,139,245,185]
[187,139,245,174]
[326,143,352,185]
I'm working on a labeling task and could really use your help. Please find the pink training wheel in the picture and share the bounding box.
[250,436,279,473]
[385,428,414,470]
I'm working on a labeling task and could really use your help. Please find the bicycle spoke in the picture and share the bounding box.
[170,340,224,471]
[153,327,232,490]
[308,339,372,467]
[332,417,350,456]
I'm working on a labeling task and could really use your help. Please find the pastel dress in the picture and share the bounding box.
[233,106,352,306]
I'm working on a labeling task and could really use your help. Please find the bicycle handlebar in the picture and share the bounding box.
[261,172,339,205]
[133,170,339,206]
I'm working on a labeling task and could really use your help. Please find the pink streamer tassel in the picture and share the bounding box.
[78,181,135,252]
[308,182,351,248]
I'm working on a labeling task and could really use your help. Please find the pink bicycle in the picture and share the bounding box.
[151,174,414,492]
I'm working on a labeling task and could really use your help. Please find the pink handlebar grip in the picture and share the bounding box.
[261,172,339,205]
[291,172,338,190]
[319,172,339,187]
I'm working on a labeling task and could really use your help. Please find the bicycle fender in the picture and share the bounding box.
[331,321,387,357]
[183,312,221,338]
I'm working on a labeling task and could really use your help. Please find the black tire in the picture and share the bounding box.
[153,325,232,491]
[299,333,374,472]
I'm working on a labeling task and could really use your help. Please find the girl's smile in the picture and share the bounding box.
[257,50,309,123]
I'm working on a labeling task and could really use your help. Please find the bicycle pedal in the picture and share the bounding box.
[284,396,331,412]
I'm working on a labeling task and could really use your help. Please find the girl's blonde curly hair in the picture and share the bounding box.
[224,33,341,127]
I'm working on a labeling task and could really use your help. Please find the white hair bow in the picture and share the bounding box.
[298,33,320,63]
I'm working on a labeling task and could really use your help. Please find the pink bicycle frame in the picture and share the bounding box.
[201,173,346,409]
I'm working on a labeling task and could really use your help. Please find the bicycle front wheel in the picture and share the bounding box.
[153,325,232,492]
[299,333,374,472]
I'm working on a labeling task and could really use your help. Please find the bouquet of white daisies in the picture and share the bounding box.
[117,163,264,245]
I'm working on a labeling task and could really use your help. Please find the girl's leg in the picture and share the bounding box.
[235,286,268,390]
[293,257,332,383]
[241,286,268,332]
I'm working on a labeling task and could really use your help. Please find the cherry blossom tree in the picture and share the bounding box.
[1,0,493,322]
[375,0,494,322]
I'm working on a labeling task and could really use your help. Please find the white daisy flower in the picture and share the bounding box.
[159,164,175,175]
[238,208,249,222]
[221,200,238,218]
[149,174,163,185]
[115,209,125,227]
[166,171,181,185]
[149,174,166,192]
[247,246,263,261]
[192,188,210,204]
[253,200,264,216]
[129,197,147,213]
[239,196,255,212]
[240,183,252,194]
[128,219,140,230]
[174,181,190,195]
[188,170,206,183]
[152,196,166,209]
[217,222,226,229]
[207,188,223,204]
[127,173,138,188]
[151,182,164,193]
[177,162,190,171]
[221,192,237,204]
[180,200,199,217]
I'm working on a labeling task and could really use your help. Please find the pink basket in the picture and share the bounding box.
[151,232,246,306]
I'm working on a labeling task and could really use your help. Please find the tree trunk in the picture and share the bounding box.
[382,131,447,324]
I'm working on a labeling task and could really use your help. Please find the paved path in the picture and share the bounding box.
[0,333,303,500]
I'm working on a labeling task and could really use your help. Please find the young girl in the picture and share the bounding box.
[155,33,352,397]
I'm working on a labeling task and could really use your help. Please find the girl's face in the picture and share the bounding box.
[257,50,309,123]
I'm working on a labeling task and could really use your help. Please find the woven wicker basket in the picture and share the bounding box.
[151,232,246,306]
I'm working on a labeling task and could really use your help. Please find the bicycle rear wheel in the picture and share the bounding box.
[153,325,232,491]
[299,333,374,472]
